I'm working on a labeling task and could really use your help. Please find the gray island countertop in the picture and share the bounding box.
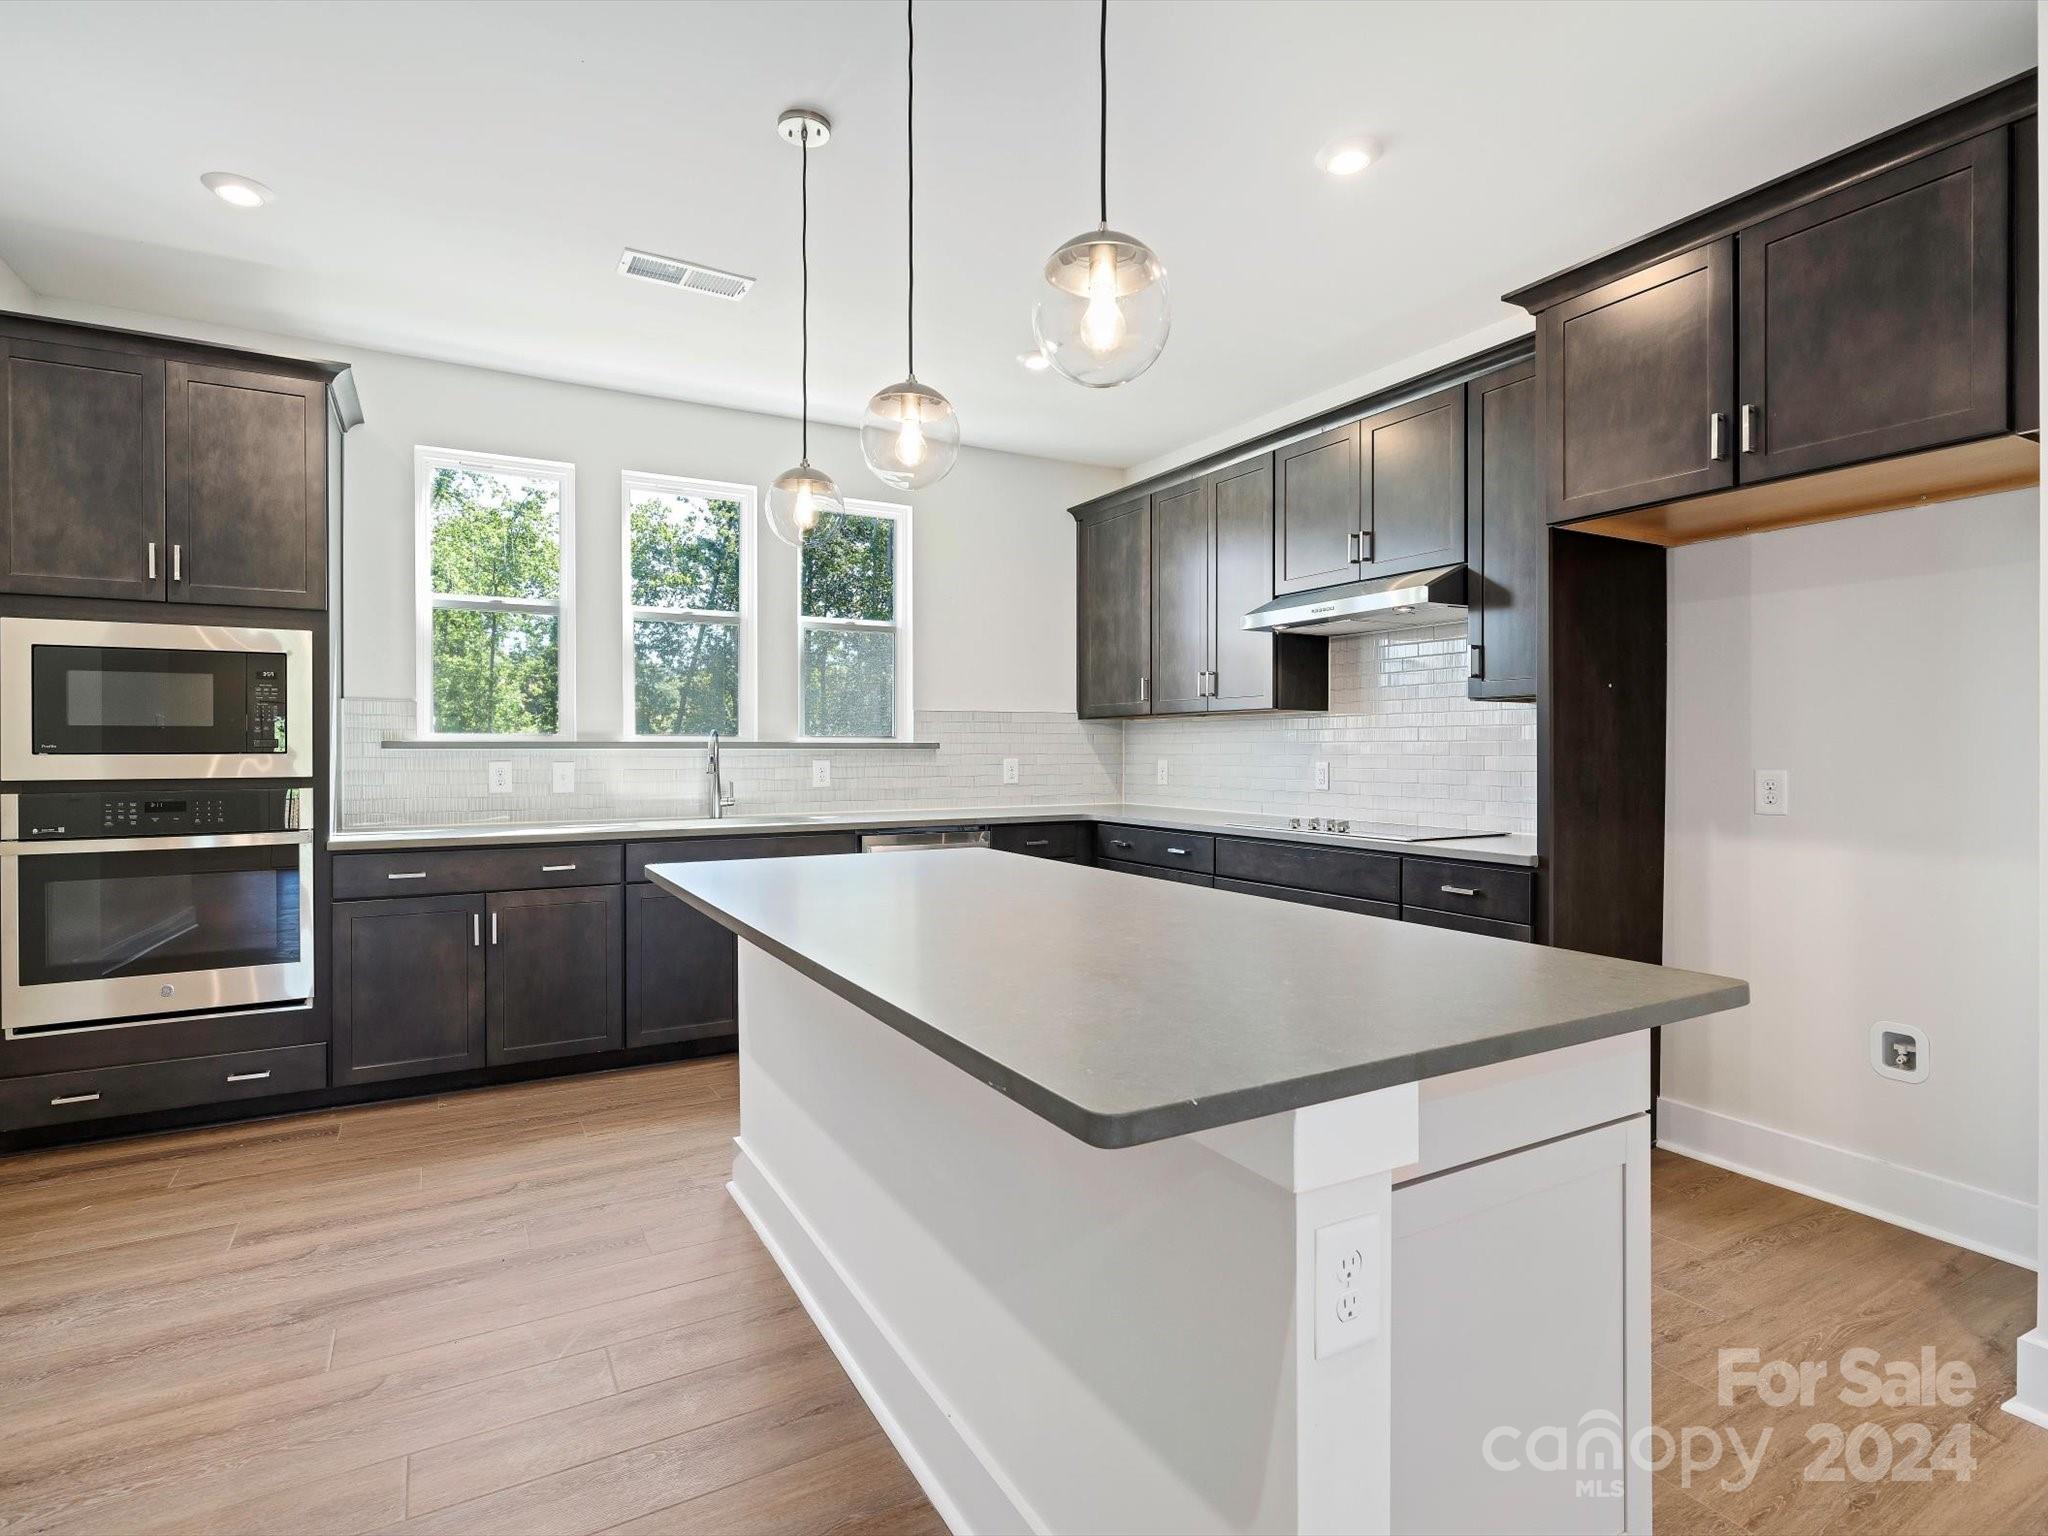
[649,848,1744,1149]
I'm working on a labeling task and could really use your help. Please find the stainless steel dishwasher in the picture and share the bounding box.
[859,828,991,853]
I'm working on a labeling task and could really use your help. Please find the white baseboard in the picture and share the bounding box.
[1654,1097,2036,1270]
[2007,1329,2048,1431]
[726,1142,1037,1536]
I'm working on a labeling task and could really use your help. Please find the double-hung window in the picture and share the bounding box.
[416,447,575,736]
[799,499,911,739]
[624,471,752,737]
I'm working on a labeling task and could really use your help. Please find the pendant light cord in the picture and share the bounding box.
[906,0,916,378]
[1098,0,1108,226]
[800,123,810,463]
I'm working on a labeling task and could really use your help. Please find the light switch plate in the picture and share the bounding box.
[488,761,512,795]
[1156,758,1169,786]
[1314,1212,1381,1359]
[1313,760,1330,792]
[1002,757,1019,785]
[551,762,575,794]
[811,759,831,788]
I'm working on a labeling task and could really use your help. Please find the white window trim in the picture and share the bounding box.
[414,445,577,739]
[619,469,757,740]
[796,496,913,742]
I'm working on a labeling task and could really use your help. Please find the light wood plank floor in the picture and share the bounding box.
[2,1060,2043,1534]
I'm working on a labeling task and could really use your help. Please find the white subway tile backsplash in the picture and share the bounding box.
[338,625,1533,834]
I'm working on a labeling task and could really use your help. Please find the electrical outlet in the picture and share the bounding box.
[488,761,512,795]
[1002,757,1020,785]
[1872,1021,1929,1083]
[1155,758,1169,786]
[811,759,831,788]
[1314,1213,1381,1359]
[1313,760,1330,792]
[551,762,575,795]
[1754,768,1790,816]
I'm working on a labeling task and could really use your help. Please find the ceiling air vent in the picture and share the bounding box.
[617,248,755,300]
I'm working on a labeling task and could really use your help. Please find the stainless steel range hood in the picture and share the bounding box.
[1241,565,1469,636]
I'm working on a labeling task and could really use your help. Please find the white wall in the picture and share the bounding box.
[29,297,1118,736]
[1658,492,2040,1263]
[0,253,33,312]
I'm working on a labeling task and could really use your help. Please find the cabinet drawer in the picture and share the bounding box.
[1215,877,1398,919]
[1215,837,1399,903]
[1402,905,1534,944]
[625,832,860,882]
[1402,858,1534,925]
[1098,857,1213,888]
[1095,824,1215,875]
[0,1043,327,1132]
[989,822,1089,860]
[334,843,622,900]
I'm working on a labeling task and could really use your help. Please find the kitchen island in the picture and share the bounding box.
[649,849,1745,1535]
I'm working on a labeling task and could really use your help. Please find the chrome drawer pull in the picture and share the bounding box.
[1023,839,1050,848]
[473,913,482,947]
[1440,884,1479,897]
[1110,839,1133,850]
[225,1070,271,1084]
[50,1092,101,1106]
[386,871,428,881]
[1166,846,1190,856]
[540,863,577,872]
[490,912,499,945]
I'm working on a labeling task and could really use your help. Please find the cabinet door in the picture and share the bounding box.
[1736,130,2009,482]
[331,894,486,1085]
[0,337,165,599]
[1361,385,1465,573]
[1273,423,1361,594]
[1076,494,1151,717]
[1148,477,1210,714]
[1209,454,1280,712]
[1544,239,1735,523]
[487,885,624,1065]
[1465,360,1541,702]
[625,881,736,1047]
[165,362,328,609]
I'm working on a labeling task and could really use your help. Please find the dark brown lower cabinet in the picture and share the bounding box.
[1097,857,1213,887]
[487,885,623,1066]
[1402,906,1534,943]
[331,893,488,1086]
[626,882,737,1047]
[1213,877,1398,919]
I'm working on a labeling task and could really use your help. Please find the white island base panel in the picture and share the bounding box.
[726,943,1653,1536]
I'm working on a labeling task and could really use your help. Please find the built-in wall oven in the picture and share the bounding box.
[0,787,312,1037]
[0,616,312,782]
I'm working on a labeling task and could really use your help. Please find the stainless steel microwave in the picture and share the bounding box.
[0,617,313,782]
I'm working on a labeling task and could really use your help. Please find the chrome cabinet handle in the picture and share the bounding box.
[225,1070,270,1083]
[1110,838,1133,850]
[473,913,481,947]
[490,912,499,945]
[386,871,427,881]
[1346,530,1360,563]
[171,544,182,582]
[1166,846,1190,856]
[146,542,157,580]
[50,1092,100,1106]
[540,863,576,872]
[1139,676,1148,703]
[1740,404,1758,454]
[1023,839,1050,848]
[1440,884,1479,897]
[1469,642,1484,680]
[1709,411,1728,461]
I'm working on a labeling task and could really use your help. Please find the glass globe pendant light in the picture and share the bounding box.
[1033,0,1169,389]
[766,107,845,546]
[861,0,960,490]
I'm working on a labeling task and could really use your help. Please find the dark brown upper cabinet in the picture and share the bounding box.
[1212,455,1323,712]
[1149,477,1211,715]
[1465,359,1541,702]
[1274,423,1361,594]
[1360,385,1466,573]
[1542,239,1737,524]
[1735,129,2008,482]
[1076,492,1151,717]
[166,362,329,609]
[0,337,167,600]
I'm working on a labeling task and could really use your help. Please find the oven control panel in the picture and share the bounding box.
[11,786,306,840]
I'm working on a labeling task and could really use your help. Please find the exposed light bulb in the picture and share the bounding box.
[895,399,927,467]
[1081,242,1126,354]
[793,482,817,533]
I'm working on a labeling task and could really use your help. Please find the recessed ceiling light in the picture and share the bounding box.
[1316,139,1378,178]
[201,172,274,209]
[1019,350,1050,372]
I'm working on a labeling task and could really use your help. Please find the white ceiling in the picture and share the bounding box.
[0,0,2034,470]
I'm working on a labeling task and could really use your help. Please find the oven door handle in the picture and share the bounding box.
[0,831,313,856]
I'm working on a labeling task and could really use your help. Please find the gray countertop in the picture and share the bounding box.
[648,849,1743,1149]
[328,802,1539,867]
